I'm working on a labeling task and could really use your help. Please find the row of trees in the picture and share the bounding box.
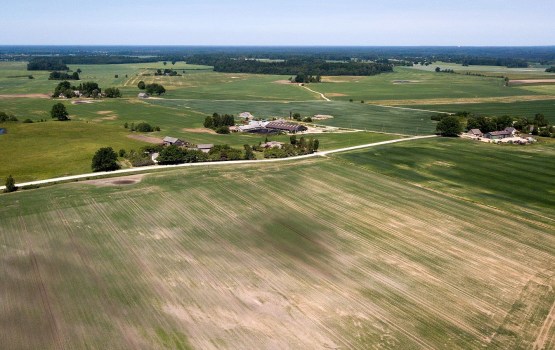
[187,55,394,76]
[434,111,552,137]
[49,71,79,80]
[293,74,321,83]
[0,112,18,122]
[123,122,160,132]
[263,135,320,158]
[137,81,166,95]
[53,81,121,98]
[27,56,159,71]
[204,113,235,134]
[154,68,181,76]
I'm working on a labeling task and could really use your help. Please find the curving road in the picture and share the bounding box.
[1,135,437,191]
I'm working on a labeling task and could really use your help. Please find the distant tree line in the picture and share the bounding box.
[546,67,555,73]
[27,57,69,71]
[27,56,162,71]
[49,71,80,80]
[186,56,394,76]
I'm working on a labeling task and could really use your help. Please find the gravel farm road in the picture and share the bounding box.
[1,135,437,191]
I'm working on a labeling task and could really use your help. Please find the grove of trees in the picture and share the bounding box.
[204,113,235,134]
[145,83,166,95]
[49,71,79,80]
[0,112,18,122]
[436,116,463,136]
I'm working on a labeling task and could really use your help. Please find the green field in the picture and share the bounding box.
[0,122,147,182]
[335,137,555,225]
[147,99,436,134]
[1,139,553,349]
[405,100,555,122]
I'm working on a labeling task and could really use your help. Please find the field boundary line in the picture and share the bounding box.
[0,135,437,191]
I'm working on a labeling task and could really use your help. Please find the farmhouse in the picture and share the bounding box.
[484,130,512,140]
[504,127,517,136]
[467,129,483,137]
[261,141,284,149]
[138,92,150,99]
[163,136,187,146]
[196,144,214,153]
[238,120,268,132]
[265,121,308,133]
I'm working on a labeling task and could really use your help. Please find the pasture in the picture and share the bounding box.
[1,144,553,349]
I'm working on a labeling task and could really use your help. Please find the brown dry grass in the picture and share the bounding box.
[182,127,217,134]
[126,134,163,144]
[0,93,50,99]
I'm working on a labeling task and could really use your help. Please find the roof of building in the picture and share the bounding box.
[197,144,214,149]
[239,112,254,119]
[487,130,512,136]
[163,136,180,143]
[265,121,307,132]
[504,127,516,133]
[468,129,482,135]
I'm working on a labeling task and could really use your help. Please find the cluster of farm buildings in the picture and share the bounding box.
[465,127,536,144]
[229,112,308,134]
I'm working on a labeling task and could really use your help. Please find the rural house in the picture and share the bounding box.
[239,112,254,120]
[467,129,483,137]
[196,144,214,153]
[138,92,150,99]
[163,136,187,146]
[484,130,512,140]
[504,127,518,136]
[265,121,308,133]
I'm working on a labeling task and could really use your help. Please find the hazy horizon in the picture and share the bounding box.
[2,0,554,46]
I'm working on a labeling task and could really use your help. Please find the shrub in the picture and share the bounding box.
[118,149,126,157]
[215,126,230,134]
[22,119,33,123]
[138,81,146,89]
[539,129,551,137]
[135,122,153,132]
[4,175,17,193]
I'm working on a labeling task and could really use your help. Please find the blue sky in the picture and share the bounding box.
[2,0,553,45]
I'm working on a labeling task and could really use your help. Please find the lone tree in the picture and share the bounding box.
[91,147,120,172]
[137,81,146,90]
[436,116,463,137]
[4,175,17,193]
[50,103,69,121]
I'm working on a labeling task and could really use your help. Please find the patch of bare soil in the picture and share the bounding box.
[81,174,145,187]
[96,111,113,115]
[273,80,292,85]
[0,93,50,99]
[71,100,94,105]
[509,79,555,85]
[127,134,163,144]
[325,93,347,97]
[392,80,420,84]
[182,128,217,134]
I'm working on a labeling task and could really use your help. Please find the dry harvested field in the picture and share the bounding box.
[509,79,555,85]
[1,150,554,349]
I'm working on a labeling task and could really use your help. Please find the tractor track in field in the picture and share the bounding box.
[19,217,64,350]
